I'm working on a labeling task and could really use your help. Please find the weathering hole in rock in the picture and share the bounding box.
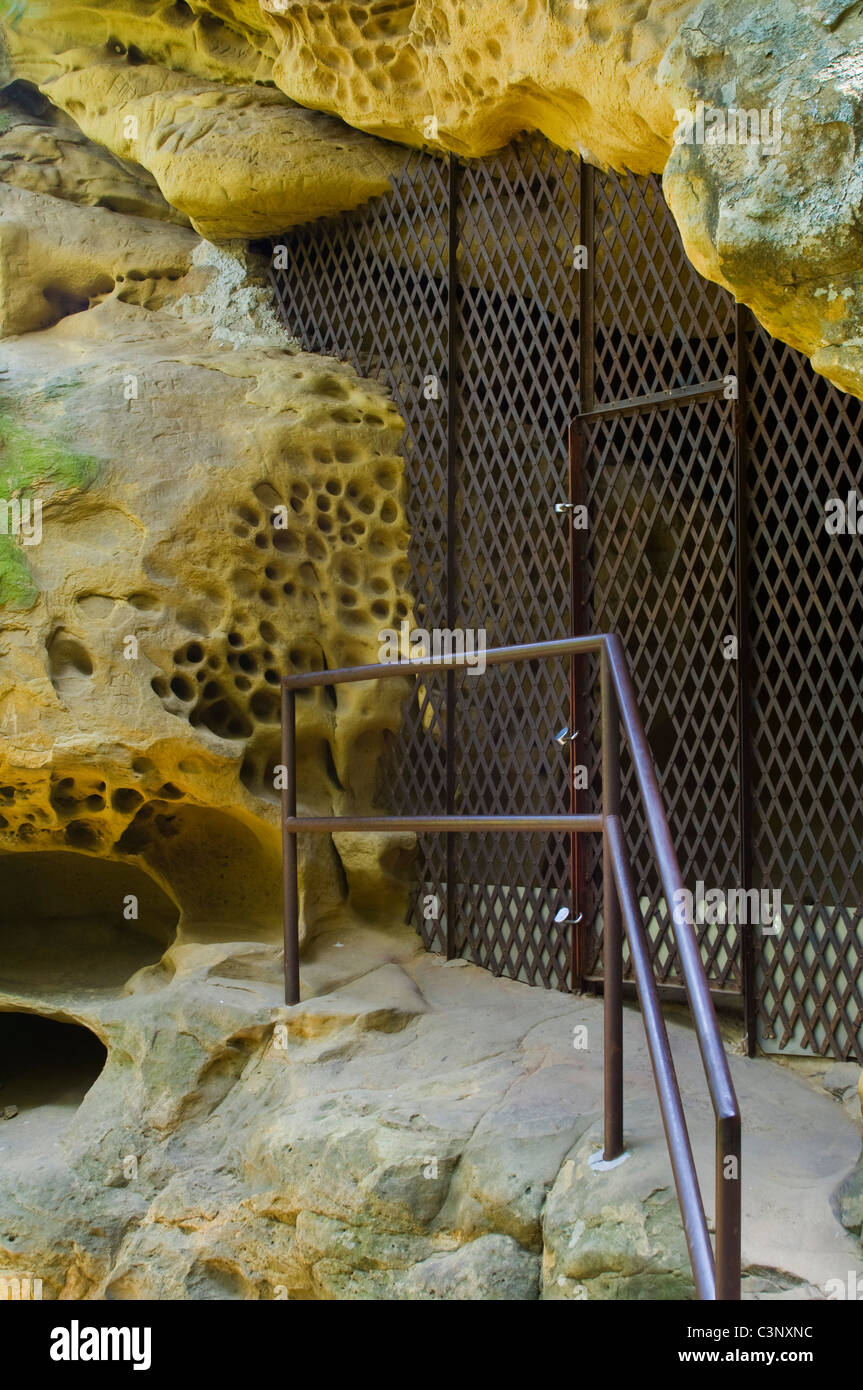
[0,852,178,993]
[0,1012,107,1117]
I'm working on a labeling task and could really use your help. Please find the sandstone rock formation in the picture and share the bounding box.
[0,294,413,939]
[7,2,863,397]
[661,0,863,399]
[4,0,278,89]
[1,2,862,1303]
[263,0,689,170]
[0,79,413,946]
[0,55,436,1299]
[1,922,859,1299]
[39,58,404,239]
[0,83,189,225]
[3,6,405,238]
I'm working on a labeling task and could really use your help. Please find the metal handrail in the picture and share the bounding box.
[279,634,741,1300]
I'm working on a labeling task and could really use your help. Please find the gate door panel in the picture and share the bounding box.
[270,143,863,1058]
[578,398,741,992]
[746,321,863,1058]
[450,142,581,988]
[577,170,742,996]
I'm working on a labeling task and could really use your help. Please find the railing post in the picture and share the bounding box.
[273,635,740,1300]
[715,1112,742,1300]
[601,642,624,1160]
[281,683,300,1006]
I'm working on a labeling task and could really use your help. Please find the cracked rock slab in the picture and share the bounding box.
[0,923,860,1300]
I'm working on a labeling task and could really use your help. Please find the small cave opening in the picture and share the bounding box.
[115,803,282,943]
[0,852,179,996]
[0,1012,107,1117]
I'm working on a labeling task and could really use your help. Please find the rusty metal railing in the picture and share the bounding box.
[280,634,741,1300]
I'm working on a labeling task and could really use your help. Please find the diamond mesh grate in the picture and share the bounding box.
[269,146,863,1057]
[593,173,734,402]
[746,322,863,1059]
[451,141,581,988]
[579,401,741,987]
[581,171,741,990]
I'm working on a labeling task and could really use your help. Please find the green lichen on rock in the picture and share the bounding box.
[0,530,36,606]
[0,406,99,608]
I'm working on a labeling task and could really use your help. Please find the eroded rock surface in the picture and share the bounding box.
[0,83,413,944]
[7,2,863,395]
[0,295,413,941]
[262,0,692,170]
[1,2,862,1304]
[39,56,404,239]
[0,925,859,1299]
[661,0,863,398]
[3,6,406,237]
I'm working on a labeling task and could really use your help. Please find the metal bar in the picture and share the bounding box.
[282,634,604,690]
[715,1108,742,1300]
[604,632,742,1299]
[734,302,757,1057]
[579,159,595,415]
[445,674,457,961]
[606,815,717,1300]
[283,814,603,833]
[602,645,624,1160]
[446,152,460,963]
[281,684,300,1007]
[569,419,588,988]
[575,377,728,424]
[570,160,593,988]
[278,625,742,1299]
[604,636,740,1123]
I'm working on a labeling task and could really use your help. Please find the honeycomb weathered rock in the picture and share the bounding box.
[0,241,413,943]
[8,2,863,396]
[261,0,691,170]
[38,55,405,238]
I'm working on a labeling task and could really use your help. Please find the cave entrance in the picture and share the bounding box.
[270,137,863,1061]
[0,852,179,996]
[0,1012,106,1117]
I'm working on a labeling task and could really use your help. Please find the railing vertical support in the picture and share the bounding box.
[444,151,460,962]
[281,683,300,1006]
[715,1111,742,1300]
[569,420,588,988]
[734,302,757,1059]
[280,635,743,1298]
[601,645,624,1160]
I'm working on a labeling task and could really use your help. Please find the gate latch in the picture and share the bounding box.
[554,726,578,746]
[554,501,576,514]
[554,906,583,926]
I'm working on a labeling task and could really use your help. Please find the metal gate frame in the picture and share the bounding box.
[570,161,752,1033]
[568,161,863,1060]
[268,140,863,1061]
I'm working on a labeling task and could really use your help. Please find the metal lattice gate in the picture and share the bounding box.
[573,169,742,1004]
[269,138,863,1060]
